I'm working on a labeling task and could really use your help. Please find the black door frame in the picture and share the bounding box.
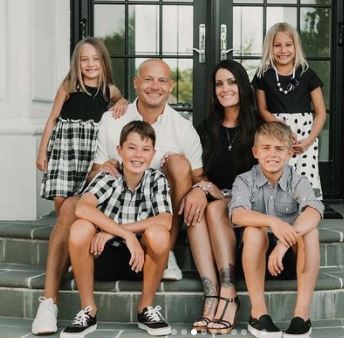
[71,0,343,199]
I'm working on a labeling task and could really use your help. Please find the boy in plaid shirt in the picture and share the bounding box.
[60,121,173,337]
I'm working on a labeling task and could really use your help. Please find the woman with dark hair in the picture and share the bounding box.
[188,60,258,334]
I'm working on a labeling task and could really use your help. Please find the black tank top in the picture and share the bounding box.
[60,85,110,122]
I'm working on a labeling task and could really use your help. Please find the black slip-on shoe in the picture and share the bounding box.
[284,317,312,337]
[248,314,282,338]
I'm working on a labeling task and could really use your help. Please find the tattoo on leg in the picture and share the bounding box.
[201,276,217,296]
[220,264,236,289]
[200,276,218,318]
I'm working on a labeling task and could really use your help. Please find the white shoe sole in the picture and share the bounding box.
[248,324,283,338]
[138,323,172,336]
[283,328,312,338]
[60,323,97,337]
[32,325,58,335]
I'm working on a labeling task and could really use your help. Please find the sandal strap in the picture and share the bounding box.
[218,296,240,322]
[211,318,232,329]
[204,295,218,300]
[195,317,210,324]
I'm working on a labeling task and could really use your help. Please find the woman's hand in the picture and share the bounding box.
[179,187,207,226]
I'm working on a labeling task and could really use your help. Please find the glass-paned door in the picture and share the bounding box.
[89,0,194,120]
[72,0,343,198]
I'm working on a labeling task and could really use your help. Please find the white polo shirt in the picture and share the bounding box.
[94,99,203,171]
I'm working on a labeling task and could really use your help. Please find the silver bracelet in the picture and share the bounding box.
[192,182,211,195]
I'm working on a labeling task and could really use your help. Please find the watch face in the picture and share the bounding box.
[222,189,231,197]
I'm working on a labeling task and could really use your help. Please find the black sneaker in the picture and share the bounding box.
[248,314,282,338]
[137,305,172,336]
[284,317,312,337]
[60,306,97,337]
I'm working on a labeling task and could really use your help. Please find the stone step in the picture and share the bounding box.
[0,263,343,323]
[0,219,343,268]
[1,318,344,338]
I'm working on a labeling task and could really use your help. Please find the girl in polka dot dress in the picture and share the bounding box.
[252,22,326,199]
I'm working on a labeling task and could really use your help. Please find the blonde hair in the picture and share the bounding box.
[254,121,293,148]
[63,37,113,100]
[256,22,308,77]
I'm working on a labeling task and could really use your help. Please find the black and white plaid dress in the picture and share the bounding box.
[41,85,110,200]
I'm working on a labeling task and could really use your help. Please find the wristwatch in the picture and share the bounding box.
[221,189,231,198]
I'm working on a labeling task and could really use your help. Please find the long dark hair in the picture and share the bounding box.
[201,60,257,176]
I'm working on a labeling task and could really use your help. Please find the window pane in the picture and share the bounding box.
[239,59,261,81]
[111,58,125,94]
[267,7,297,30]
[300,7,330,57]
[233,7,263,56]
[128,5,159,55]
[165,58,193,121]
[94,5,125,55]
[267,0,296,3]
[301,0,330,4]
[164,0,193,2]
[163,5,193,55]
[234,0,263,3]
[308,60,330,161]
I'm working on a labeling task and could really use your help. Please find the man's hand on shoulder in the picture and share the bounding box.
[96,160,121,178]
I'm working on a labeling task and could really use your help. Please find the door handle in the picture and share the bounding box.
[220,24,233,60]
[193,24,206,64]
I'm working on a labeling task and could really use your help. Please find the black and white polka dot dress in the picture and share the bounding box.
[274,113,322,198]
[40,85,110,200]
[252,67,324,199]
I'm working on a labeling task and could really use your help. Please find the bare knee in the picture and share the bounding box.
[143,225,170,256]
[57,196,79,228]
[163,154,191,183]
[69,219,96,250]
[205,200,227,222]
[243,227,268,252]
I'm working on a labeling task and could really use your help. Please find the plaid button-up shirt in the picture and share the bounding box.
[229,164,324,225]
[84,169,172,225]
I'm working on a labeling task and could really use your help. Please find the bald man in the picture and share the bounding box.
[32,59,207,335]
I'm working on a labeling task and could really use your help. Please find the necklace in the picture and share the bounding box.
[275,68,298,94]
[225,128,238,151]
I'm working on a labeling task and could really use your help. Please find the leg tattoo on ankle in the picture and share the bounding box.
[220,264,236,289]
[200,277,218,316]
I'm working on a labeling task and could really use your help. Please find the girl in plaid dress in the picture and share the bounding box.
[252,22,326,199]
[36,37,128,214]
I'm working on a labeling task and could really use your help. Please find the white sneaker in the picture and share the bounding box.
[32,297,58,335]
[162,251,182,281]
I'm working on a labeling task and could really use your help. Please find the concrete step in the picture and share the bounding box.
[0,218,343,268]
[0,318,344,338]
[0,262,343,323]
